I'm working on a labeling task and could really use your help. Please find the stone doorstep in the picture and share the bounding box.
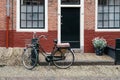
[38,60,115,66]
[38,62,114,66]
[38,53,115,65]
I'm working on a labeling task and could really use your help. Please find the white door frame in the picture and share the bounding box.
[58,0,84,52]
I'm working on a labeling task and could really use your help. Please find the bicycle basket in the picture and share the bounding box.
[55,49,67,56]
[31,38,38,44]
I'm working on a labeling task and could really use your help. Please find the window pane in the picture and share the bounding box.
[27,21,32,28]
[39,21,44,28]
[21,13,26,20]
[115,0,120,5]
[109,6,114,12]
[39,6,44,12]
[33,21,38,27]
[98,6,102,12]
[98,14,102,20]
[98,21,102,27]
[115,13,119,20]
[39,14,44,20]
[109,21,114,27]
[104,7,108,12]
[104,14,108,20]
[104,21,108,27]
[21,21,26,28]
[21,6,26,12]
[115,21,119,27]
[61,0,80,5]
[33,13,38,20]
[23,0,44,5]
[98,0,108,5]
[33,6,38,12]
[115,6,119,12]
[109,14,114,20]
[27,14,32,20]
[27,6,32,12]
[109,0,114,5]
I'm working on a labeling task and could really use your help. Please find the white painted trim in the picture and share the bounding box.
[58,0,61,43]
[80,0,84,52]
[95,0,120,32]
[95,0,98,32]
[16,0,48,32]
[16,0,20,32]
[58,0,84,52]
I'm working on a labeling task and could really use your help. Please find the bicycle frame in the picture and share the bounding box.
[32,32,71,62]
[38,42,58,58]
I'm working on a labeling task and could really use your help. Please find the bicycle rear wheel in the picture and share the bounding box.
[22,47,38,70]
[53,48,74,69]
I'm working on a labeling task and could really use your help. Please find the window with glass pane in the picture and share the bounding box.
[20,0,45,29]
[61,0,80,5]
[98,0,120,29]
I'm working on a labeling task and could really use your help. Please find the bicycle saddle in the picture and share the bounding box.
[57,43,70,48]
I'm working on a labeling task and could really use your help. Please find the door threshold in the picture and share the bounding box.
[71,48,83,53]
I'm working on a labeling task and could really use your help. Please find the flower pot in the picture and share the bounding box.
[95,48,104,56]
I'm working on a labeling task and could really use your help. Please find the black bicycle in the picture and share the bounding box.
[22,32,75,70]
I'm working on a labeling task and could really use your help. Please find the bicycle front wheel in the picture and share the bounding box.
[22,47,38,70]
[53,48,74,69]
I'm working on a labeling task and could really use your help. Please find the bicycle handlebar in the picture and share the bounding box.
[38,35,47,40]
[33,32,47,40]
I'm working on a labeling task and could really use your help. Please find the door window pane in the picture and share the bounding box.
[61,0,80,5]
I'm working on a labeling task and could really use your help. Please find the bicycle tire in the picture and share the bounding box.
[53,48,74,69]
[22,46,38,70]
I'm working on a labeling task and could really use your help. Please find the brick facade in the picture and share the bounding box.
[84,0,120,53]
[0,0,120,53]
[0,0,57,52]
[0,1,6,30]
[84,30,120,52]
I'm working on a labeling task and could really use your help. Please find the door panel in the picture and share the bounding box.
[61,8,80,48]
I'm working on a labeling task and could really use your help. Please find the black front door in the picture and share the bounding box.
[61,8,80,48]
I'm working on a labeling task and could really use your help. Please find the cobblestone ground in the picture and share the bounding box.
[0,77,120,80]
[0,65,120,80]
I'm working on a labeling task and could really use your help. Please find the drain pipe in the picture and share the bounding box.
[6,0,10,48]
[11,0,14,47]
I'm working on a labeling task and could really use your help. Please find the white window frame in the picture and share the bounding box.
[16,0,48,32]
[95,0,120,32]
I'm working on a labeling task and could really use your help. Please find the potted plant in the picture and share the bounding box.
[92,37,107,56]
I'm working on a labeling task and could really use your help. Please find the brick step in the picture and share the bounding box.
[38,53,115,66]
[38,61,114,66]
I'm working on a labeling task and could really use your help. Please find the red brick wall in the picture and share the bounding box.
[48,0,58,30]
[84,30,120,53]
[0,0,6,30]
[0,30,57,52]
[84,0,120,53]
[0,0,58,52]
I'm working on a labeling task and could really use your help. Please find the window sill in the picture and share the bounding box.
[95,29,120,32]
[16,28,48,32]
